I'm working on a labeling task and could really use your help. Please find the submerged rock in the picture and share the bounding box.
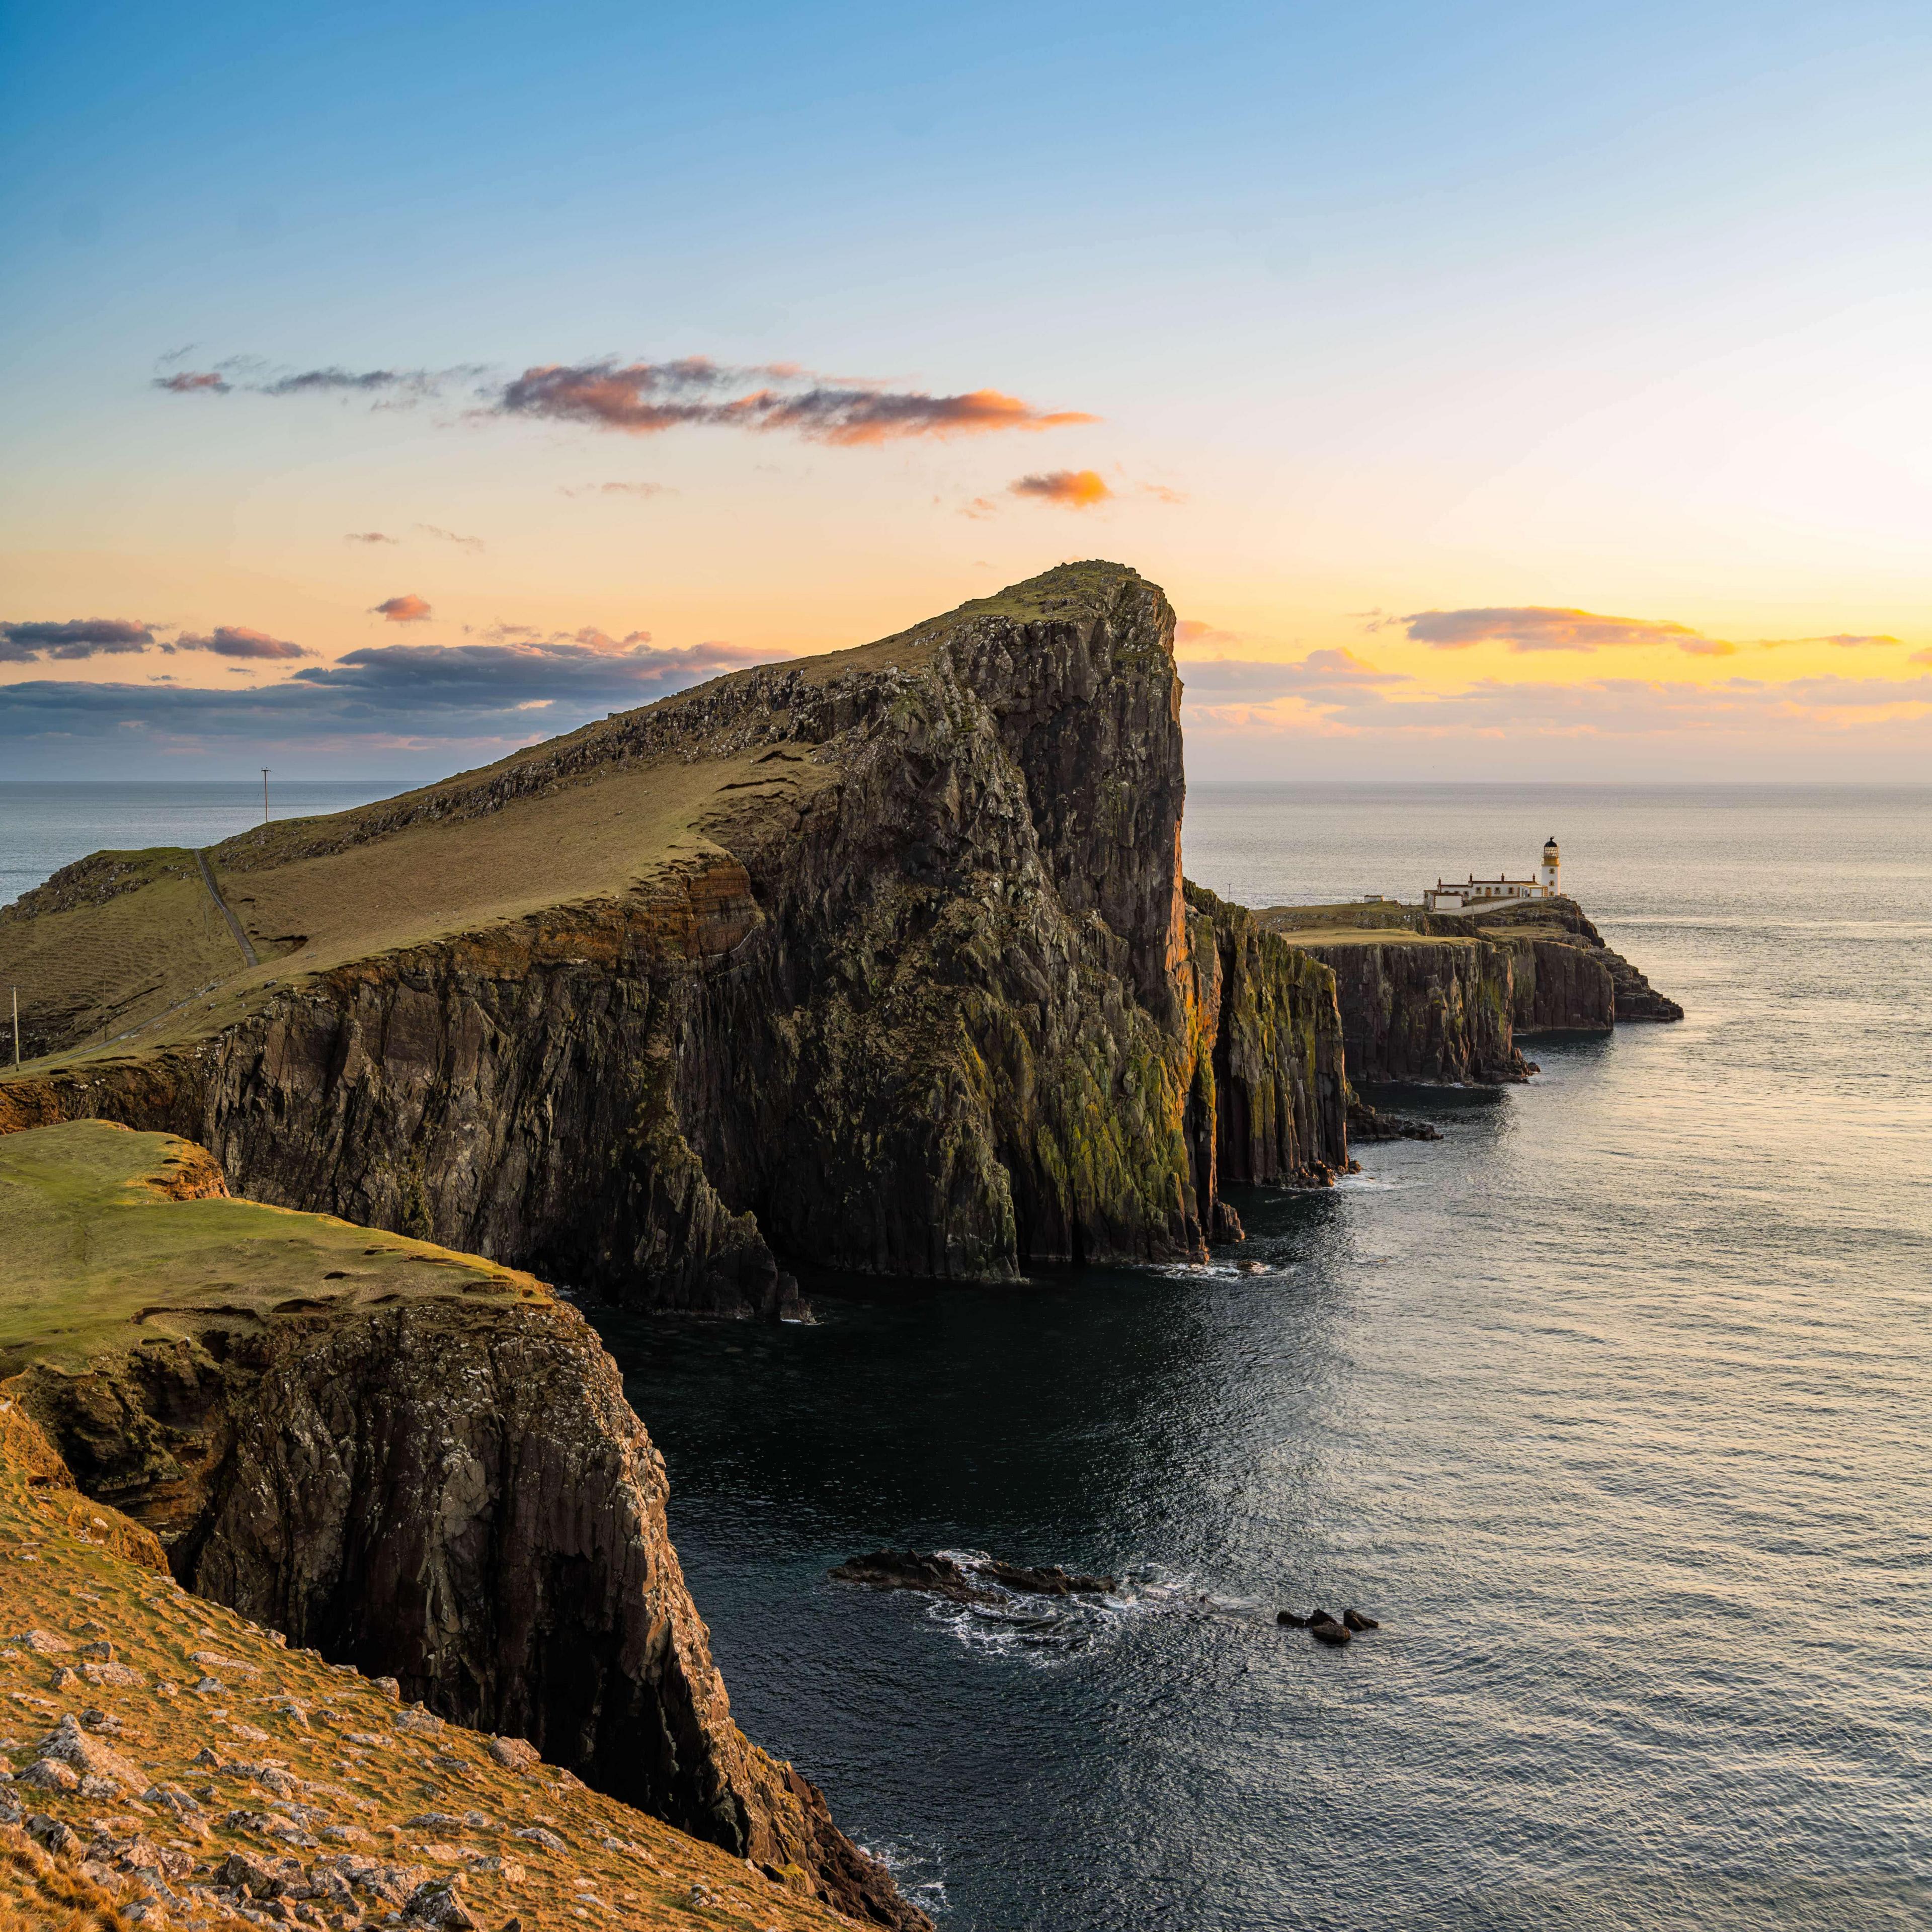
[1342,1608,1380,1632]
[831,1550,1116,1605]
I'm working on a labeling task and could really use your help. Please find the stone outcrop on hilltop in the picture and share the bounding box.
[0,1122,926,1930]
[0,564,1350,1309]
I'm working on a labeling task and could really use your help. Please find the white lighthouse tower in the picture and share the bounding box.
[1538,836,1560,896]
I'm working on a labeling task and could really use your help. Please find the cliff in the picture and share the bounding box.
[0,563,1349,1309]
[0,1394,871,1932]
[1252,907,1530,1084]
[0,1120,925,1930]
[1466,898,1683,1024]
[1255,893,1680,1082]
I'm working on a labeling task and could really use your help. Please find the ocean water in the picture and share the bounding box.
[0,779,423,912]
[5,781,1927,1928]
[589,784,1932,1931]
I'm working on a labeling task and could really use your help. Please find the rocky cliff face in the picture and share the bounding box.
[1279,935,1531,1085]
[1,564,1350,1308]
[1468,898,1682,1026]
[2,1123,922,1929]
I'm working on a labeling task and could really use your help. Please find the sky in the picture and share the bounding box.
[4,0,1930,780]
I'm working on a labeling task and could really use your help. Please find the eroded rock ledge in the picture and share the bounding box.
[0,1122,925,1930]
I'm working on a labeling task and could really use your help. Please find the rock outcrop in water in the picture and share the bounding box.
[0,564,1349,1309]
[831,1550,1116,1604]
[0,1122,925,1930]
[1466,898,1683,1025]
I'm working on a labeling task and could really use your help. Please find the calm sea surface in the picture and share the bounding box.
[5,782,1928,1929]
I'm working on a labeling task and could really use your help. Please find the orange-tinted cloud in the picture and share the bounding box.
[1175,619,1242,649]
[372,594,432,623]
[499,359,1096,444]
[1826,632,1901,647]
[1010,469,1112,508]
[175,625,308,661]
[153,371,228,393]
[346,531,397,544]
[1139,482,1188,504]
[1400,607,1701,653]
[418,524,484,551]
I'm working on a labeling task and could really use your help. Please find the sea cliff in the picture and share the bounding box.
[0,563,1349,1308]
[0,1120,922,1929]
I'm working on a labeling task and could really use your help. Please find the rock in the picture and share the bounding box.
[1308,1606,1335,1627]
[1308,1619,1352,1647]
[1275,1611,1308,1628]
[831,1550,1115,1605]
[25,1810,80,1854]
[1342,1608,1380,1632]
[373,1677,401,1703]
[486,1737,538,1772]
[404,1878,478,1927]
[10,1630,73,1653]
[1345,1093,1442,1143]
[511,1827,566,1855]
[19,1756,79,1791]
[77,1639,115,1661]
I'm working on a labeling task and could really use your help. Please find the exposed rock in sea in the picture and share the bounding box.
[0,1121,925,1930]
[830,1549,1116,1604]
[0,562,1348,1309]
[1345,1092,1443,1142]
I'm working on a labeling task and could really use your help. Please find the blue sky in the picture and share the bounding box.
[4,1,1930,777]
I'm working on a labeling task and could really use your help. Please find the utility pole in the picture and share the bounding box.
[11,987,18,1070]
[262,768,271,824]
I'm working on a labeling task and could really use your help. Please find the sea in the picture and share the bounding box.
[5,780,1928,1930]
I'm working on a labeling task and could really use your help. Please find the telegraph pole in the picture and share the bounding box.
[11,987,18,1069]
[262,768,271,824]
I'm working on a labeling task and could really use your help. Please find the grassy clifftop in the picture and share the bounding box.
[0,1120,544,1378]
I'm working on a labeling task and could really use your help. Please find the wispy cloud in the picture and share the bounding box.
[417,524,485,551]
[558,480,673,499]
[498,359,1097,445]
[1378,605,1910,660]
[346,531,398,545]
[0,617,156,662]
[1009,468,1111,508]
[1177,648,1409,697]
[156,349,1097,448]
[175,625,308,661]
[372,594,433,623]
[1393,607,1702,653]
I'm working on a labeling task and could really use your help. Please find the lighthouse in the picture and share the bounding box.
[1539,836,1560,896]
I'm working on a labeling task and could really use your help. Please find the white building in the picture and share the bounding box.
[1424,838,1561,914]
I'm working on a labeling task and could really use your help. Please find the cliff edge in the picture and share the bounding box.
[0,1120,925,1929]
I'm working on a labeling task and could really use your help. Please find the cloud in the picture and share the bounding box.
[0,635,779,772]
[1387,606,1916,660]
[262,368,417,395]
[1398,607,1702,653]
[1176,649,1410,697]
[497,359,1096,445]
[175,625,308,661]
[1180,664,1932,748]
[346,531,398,544]
[1139,482,1188,505]
[558,481,672,499]
[417,524,485,551]
[1175,619,1242,650]
[1009,469,1112,509]
[0,617,156,662]
[476,622,654,655]
[372,594,433,623]
[156,349,1096,448]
